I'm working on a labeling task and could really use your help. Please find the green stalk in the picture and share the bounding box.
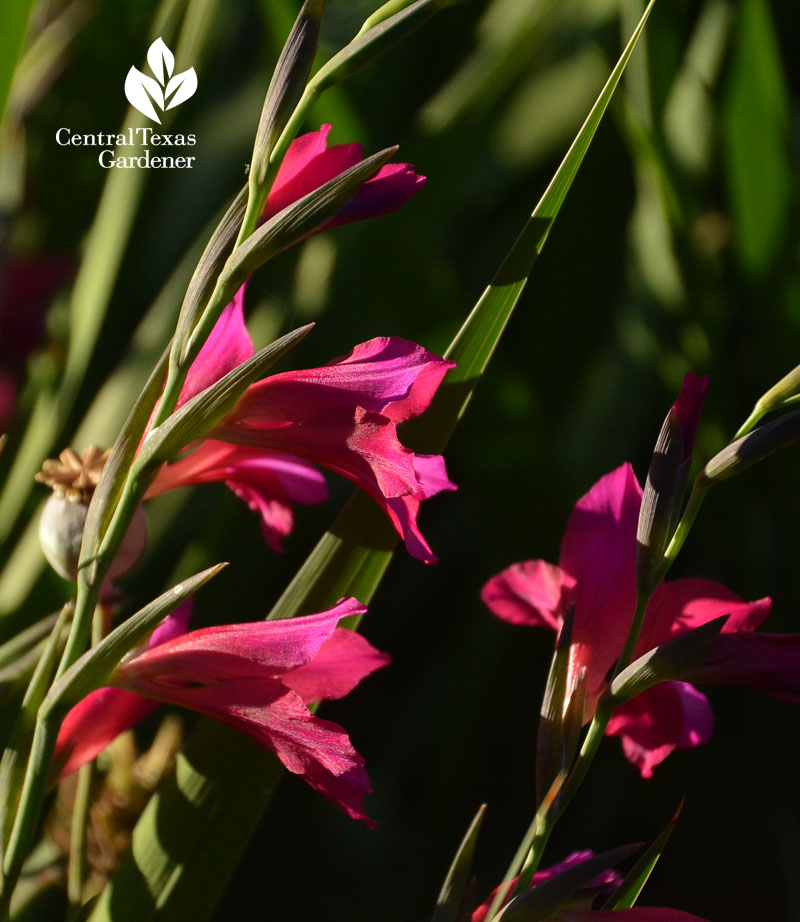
[613,591,653,682]
[66,606,104,920]
[0,605,70,863]
[0,714,57,917]
[0,469,149,906]
[484,776,564,922]
[66,762,93,919]
[57,473,148,679]
[653,478,710,587]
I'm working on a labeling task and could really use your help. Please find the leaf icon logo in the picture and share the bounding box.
[124,37,197,124]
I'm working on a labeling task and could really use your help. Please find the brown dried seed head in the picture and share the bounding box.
[35,445,110,502]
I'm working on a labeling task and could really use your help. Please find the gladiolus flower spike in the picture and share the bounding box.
[472,851,709,922]
[145,126,450,561]
[481,457,799,778]
[54,598,390,826]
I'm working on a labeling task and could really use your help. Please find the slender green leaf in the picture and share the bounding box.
[0,606,70,855]
[602,802,683,910]
[0,0,34,126]
[0,614,59,671]
[535,607,573,804]
[91,8,655,919]
[722,0,791,275]
[432,804,487,922]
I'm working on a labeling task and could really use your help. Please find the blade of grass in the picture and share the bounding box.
[601,801,683,910]
[0,0,35,126]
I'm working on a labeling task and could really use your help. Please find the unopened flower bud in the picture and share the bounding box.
[700,408,800,484]
[636,373,707,593]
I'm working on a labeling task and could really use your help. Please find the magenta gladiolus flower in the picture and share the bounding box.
[472,851,708,921]
[54,598,390,825]
[472,851,621,922]
[262,124,425,228]
[147,286,456,562]
[482,463,774,777]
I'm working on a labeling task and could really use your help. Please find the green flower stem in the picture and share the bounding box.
[553,703,614,825]
[613,590,653,682]
[0,605,70,865]
[514,817,553,895]
[484,778,563,922]
[152,271,239,431]
[0,714,57,918]
[653,478,710,587]
[66,606,104,920]
[1,471,148,907]
[734,403,767,440]
[58,474,148,679]
[66,761,93,919]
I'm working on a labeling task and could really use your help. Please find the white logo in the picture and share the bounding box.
[124,37,197,124]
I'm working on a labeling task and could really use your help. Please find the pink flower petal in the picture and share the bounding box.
[150,600,194,646]
[325,162,426,229]
[229,337,454,425]
[264,125,360,219]
[606,681,713,778]
[559,464,642,698]
[688,632,800,705]
[638,578,771,654]
[282,628,391,703]
[210,338,455,556]
[53,604,192,779]
[268,125,332,192]
[0,370,17,428]
[263,125,425,228]
[119,599,367,687]
[672,372,708,458]
[153,678,377,825]
[149,441,329,551]
[178,284,254,407]
[382,453,457,564]
[265,140,363,219]
[54,687,158,780]
[482,560,576,630]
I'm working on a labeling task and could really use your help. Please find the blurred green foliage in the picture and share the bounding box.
[0,0,798,919]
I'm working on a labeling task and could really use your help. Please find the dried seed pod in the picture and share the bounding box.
[36,445,147,581]
[39,495,147,582]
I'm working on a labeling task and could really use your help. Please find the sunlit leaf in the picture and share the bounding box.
[601,802,683,910]
[432,804,487,922]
